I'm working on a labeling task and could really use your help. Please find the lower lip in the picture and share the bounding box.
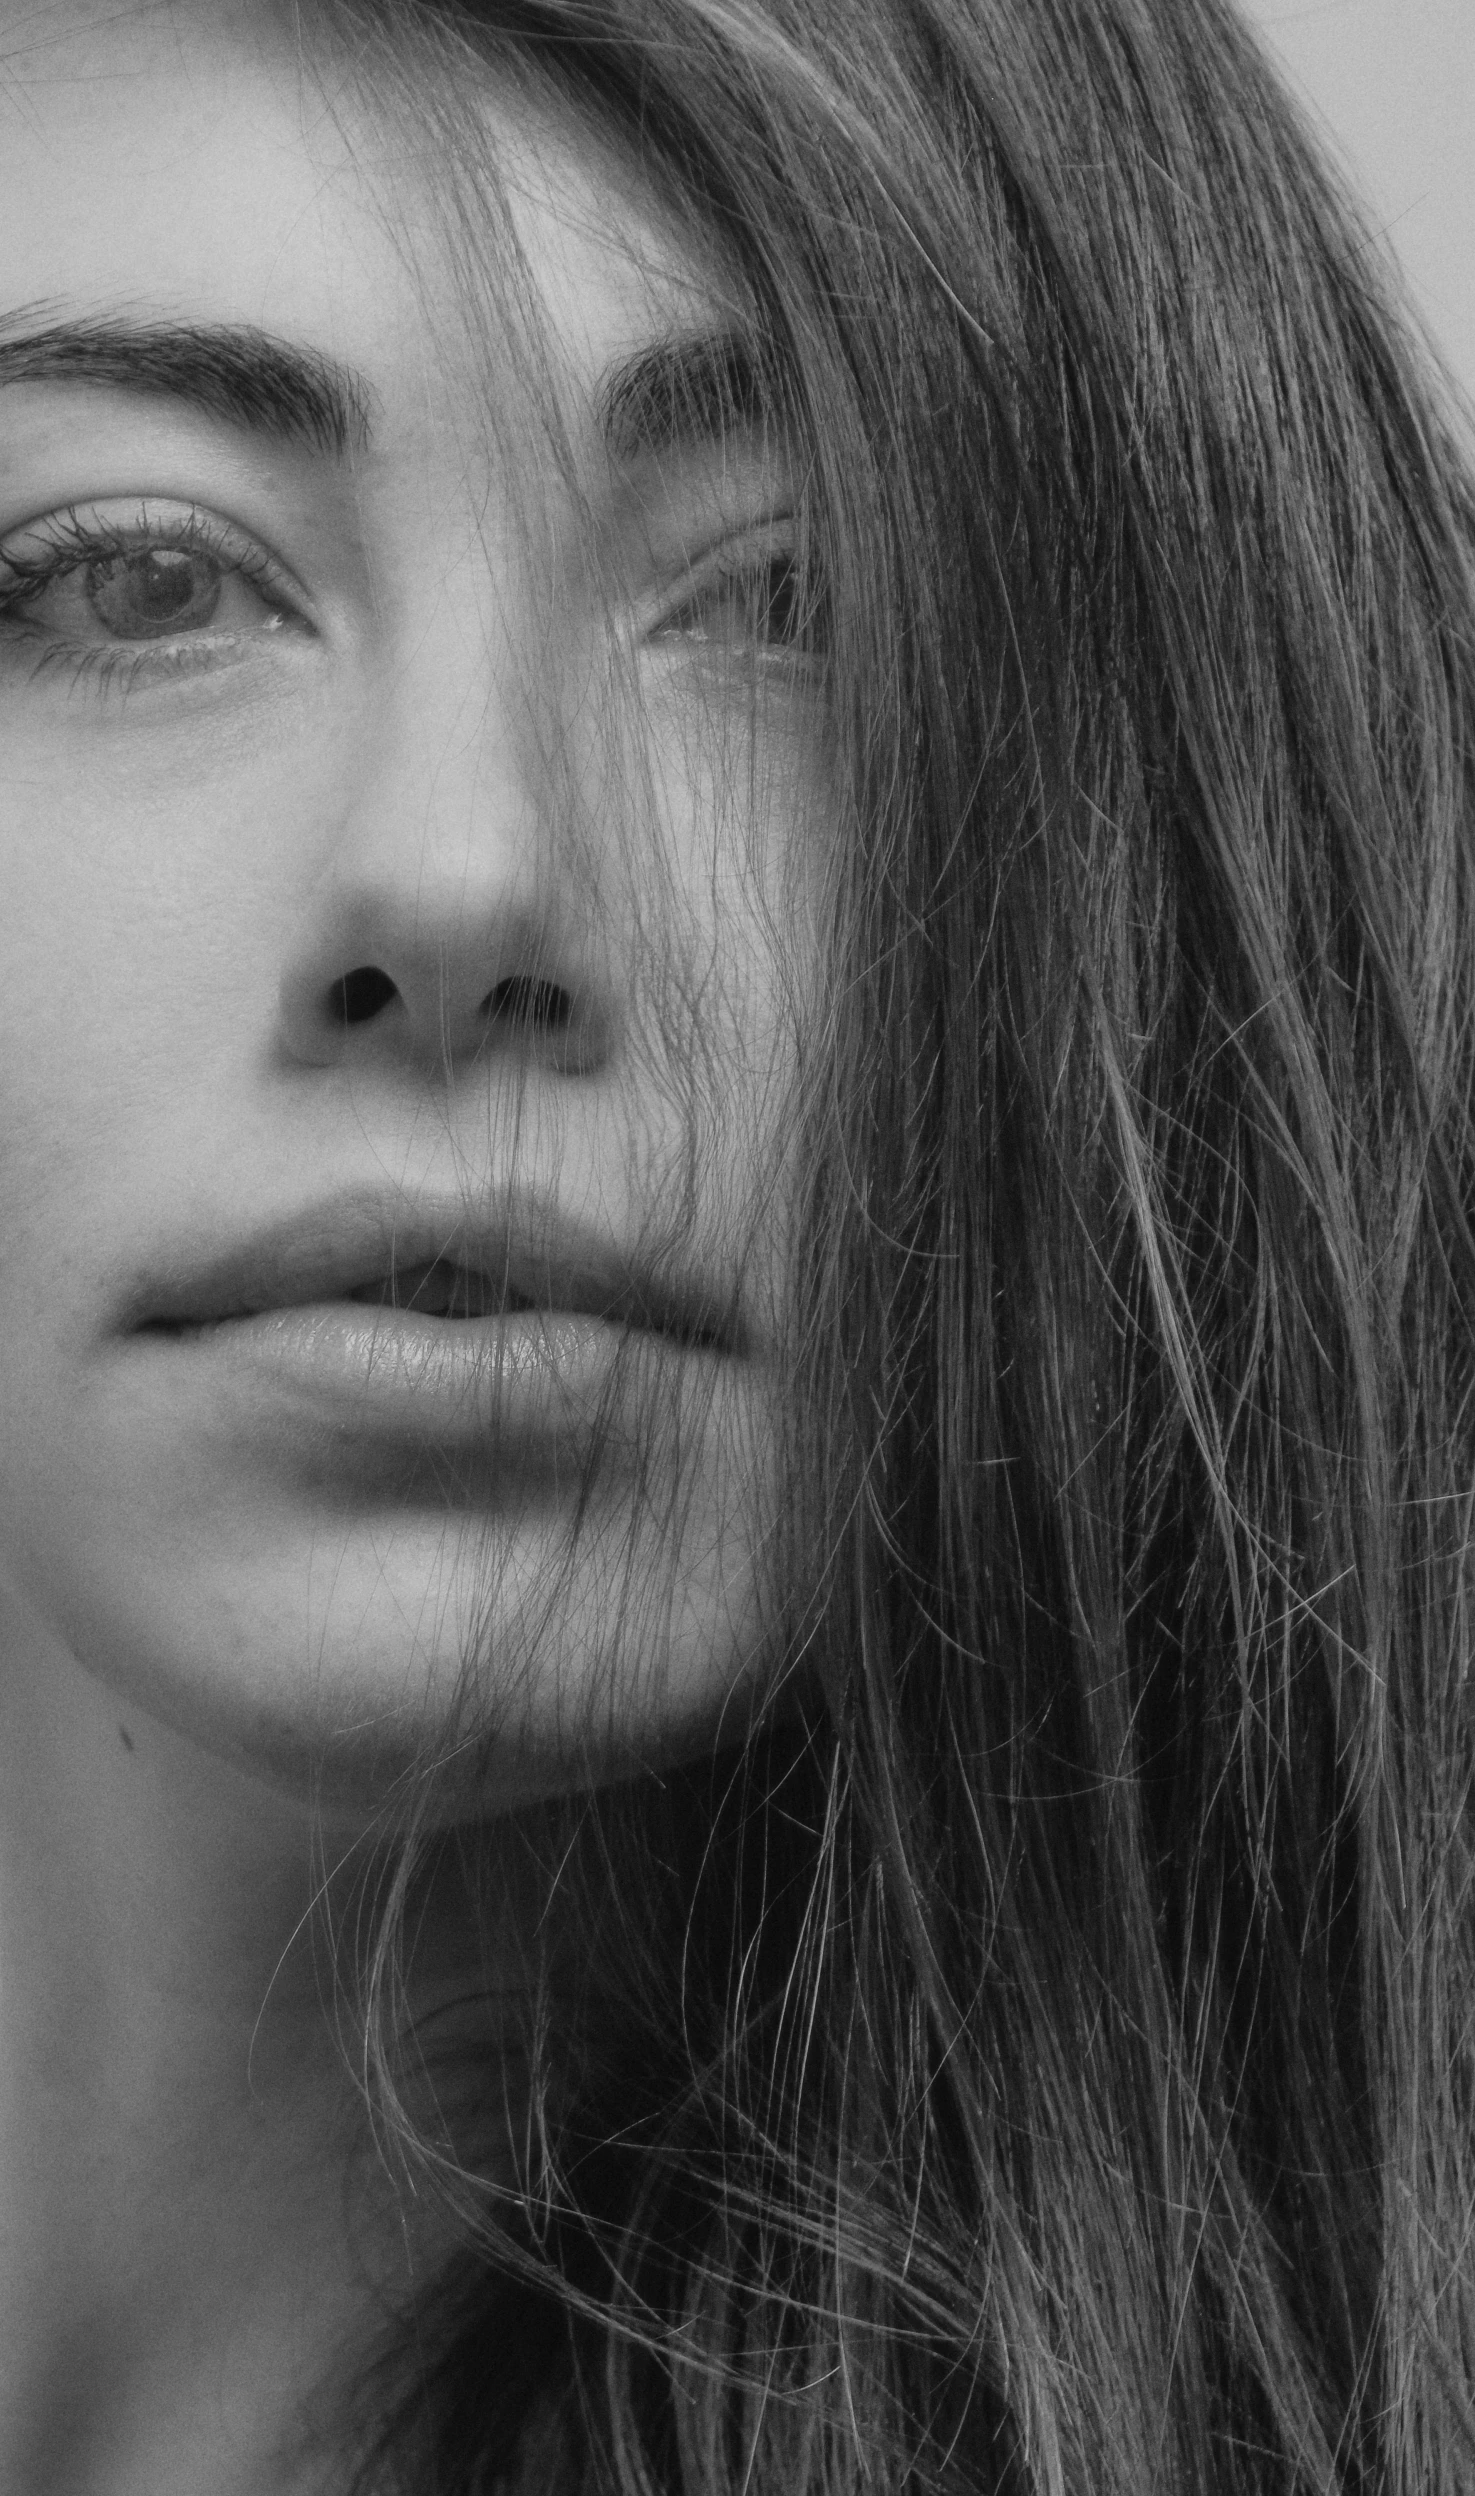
[135,1300,689,1451]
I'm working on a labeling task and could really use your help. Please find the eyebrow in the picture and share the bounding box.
[0,310,776,469]
[0,311,372,456]
[598,327,778,464]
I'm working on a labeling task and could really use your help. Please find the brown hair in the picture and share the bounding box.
[315,3,1475,2487]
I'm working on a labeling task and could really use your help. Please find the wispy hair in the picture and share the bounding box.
[299,2,1475,2489]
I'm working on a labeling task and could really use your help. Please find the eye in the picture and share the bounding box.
[41,543,253,643]
[0,499,308,686]
[649,531,809,656]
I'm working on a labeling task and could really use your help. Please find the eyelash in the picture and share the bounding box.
[0,503,304,697]
[649,527,811,659]
[0,504,811,705]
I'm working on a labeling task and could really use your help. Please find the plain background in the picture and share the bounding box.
[1240,0,1474,412]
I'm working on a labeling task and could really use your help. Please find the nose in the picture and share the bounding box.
[280,886,607,1076]
[275,651,617,1081]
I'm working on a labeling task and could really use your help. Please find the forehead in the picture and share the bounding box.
[0,0,726,460]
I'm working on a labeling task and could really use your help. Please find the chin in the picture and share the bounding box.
[26,1479,772,1824]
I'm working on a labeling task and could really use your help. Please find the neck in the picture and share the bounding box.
[0,1580,511,2496]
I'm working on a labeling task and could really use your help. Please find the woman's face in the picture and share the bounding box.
[0,0,816,1811]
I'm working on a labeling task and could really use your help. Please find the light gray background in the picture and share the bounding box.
[1240,0,1474,411]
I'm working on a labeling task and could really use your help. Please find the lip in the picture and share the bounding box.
[124,1190,740,1344]
[118,1190,742,1457]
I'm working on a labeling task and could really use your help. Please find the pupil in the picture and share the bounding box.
[88,548,223,639]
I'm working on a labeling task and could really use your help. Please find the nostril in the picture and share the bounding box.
[484,975,572,1032]
[332,965,399,1027]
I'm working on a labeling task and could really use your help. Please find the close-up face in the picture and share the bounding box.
[0,0,820,1813]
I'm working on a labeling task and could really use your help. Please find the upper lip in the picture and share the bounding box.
[124,1191,743,1354]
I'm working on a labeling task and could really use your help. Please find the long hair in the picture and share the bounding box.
[313,1,1475,2488]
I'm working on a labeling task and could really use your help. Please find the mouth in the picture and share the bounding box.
[119,1196,744,1466]
[343,1257,545,1323]
[130,1204,741,1357]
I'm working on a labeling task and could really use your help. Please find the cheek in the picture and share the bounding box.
[0,749,210,1273]
[625,672,824,1115]
[0,696,332,1508]
[1,721,229,1039]
[0,685,355,1164]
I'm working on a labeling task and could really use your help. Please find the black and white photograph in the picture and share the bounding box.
[0,2,1469,2489]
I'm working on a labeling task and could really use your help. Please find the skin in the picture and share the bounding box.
[0,1,817,2487]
